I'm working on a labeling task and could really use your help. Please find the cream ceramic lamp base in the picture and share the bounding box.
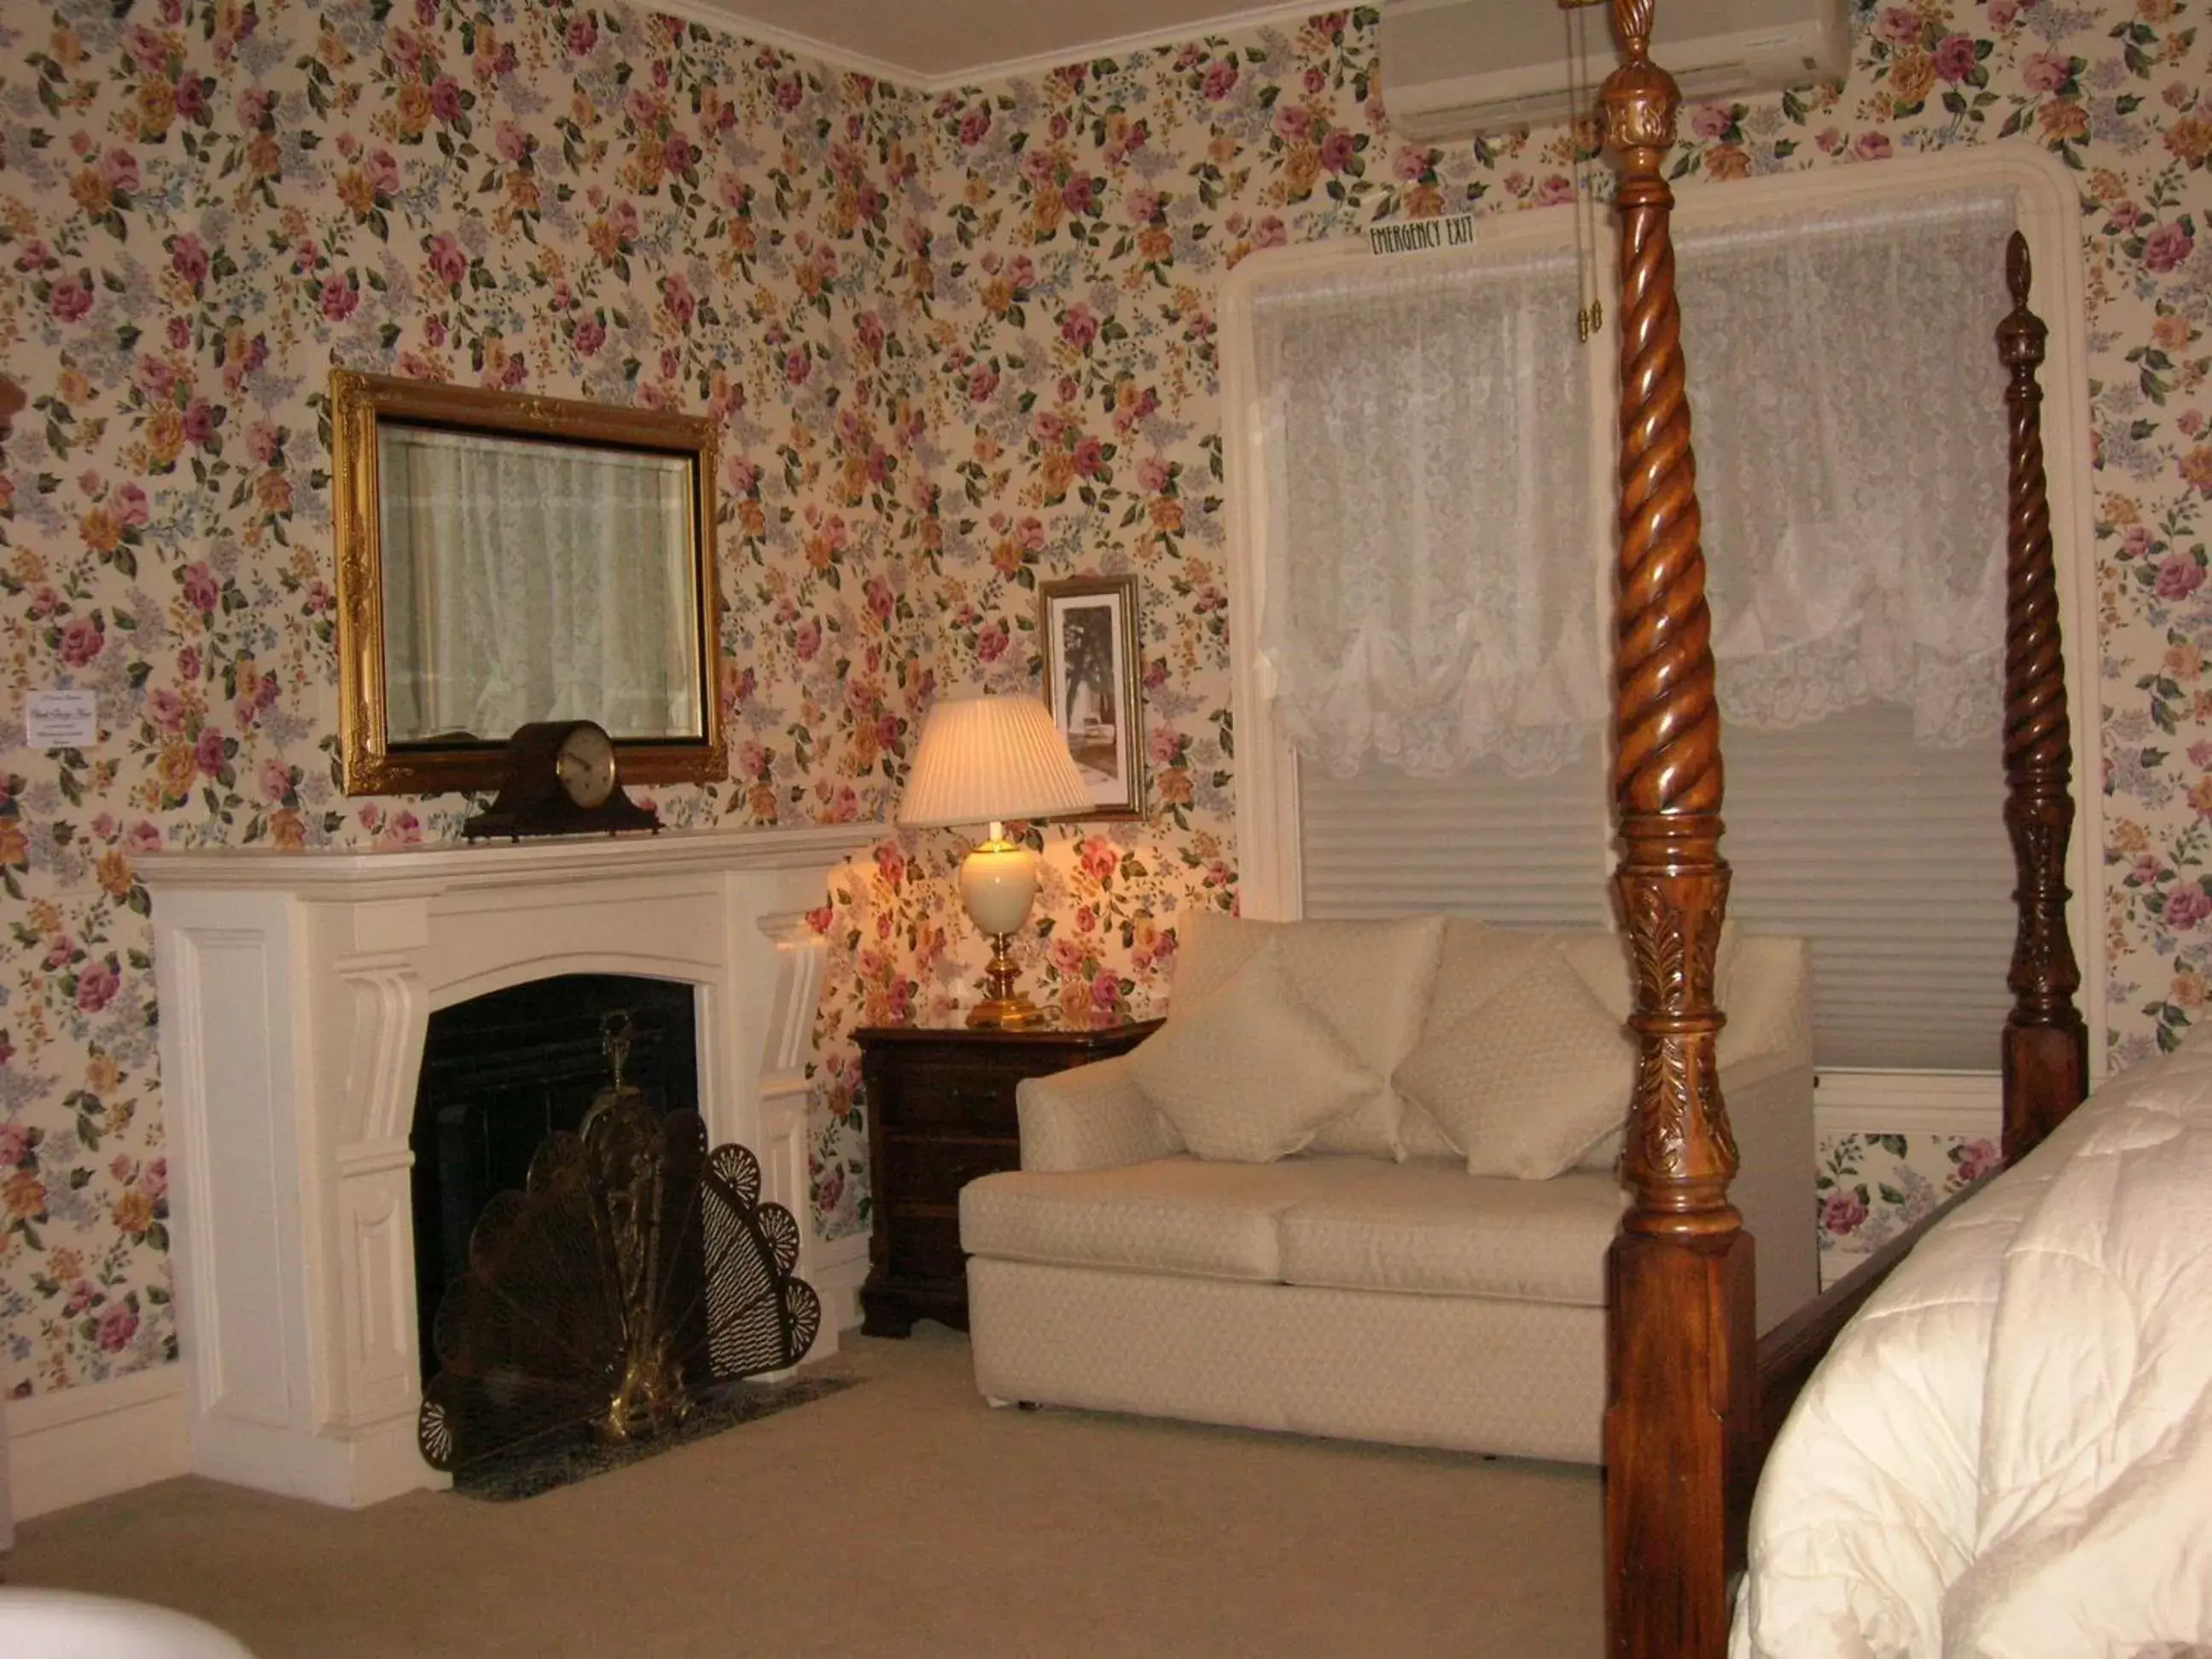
[960,824,1045,1028]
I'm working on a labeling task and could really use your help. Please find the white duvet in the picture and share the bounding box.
[1731,1035,2212,1658]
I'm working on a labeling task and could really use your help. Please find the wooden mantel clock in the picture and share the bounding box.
[463,719,662,841]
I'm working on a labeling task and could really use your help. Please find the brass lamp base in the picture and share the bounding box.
[966,929,1047,1028]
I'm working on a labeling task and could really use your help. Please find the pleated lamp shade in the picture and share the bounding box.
[896,694,1092,830]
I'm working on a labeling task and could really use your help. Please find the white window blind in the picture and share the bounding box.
[1299,741,1612,930]
[1724,705,2012,1071]
[1288,189,2024,1079]
[1301,704,2013,1070]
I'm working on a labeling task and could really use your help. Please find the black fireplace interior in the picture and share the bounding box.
[409,973,699,1385]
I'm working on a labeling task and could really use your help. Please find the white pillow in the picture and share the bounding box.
[1131,939,1382,1162]
[1394,939,1638,1179]
[1394,919,1543,1158]
[1172,911,1445,1158]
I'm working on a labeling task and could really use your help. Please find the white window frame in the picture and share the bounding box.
[1219,143,2108,1086]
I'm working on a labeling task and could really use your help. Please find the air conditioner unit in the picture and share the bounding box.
[1380,0,1851,142]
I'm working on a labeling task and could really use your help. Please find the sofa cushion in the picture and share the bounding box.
[1398,1107,1463,1162]
[1557,930,1637,1174]
[1173,911,1446,1159]
[959,1155,1385,1283]
[1391,920,1543,1157]
[1276,1163,1627,1307]
[1555,928,1635,1021]
[1394,937,1638,1179]
[1133,938,1382,1161]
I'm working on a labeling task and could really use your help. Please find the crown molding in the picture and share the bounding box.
[646,0,919,84]
[910,3,1326,92]
[643,0,1324,95]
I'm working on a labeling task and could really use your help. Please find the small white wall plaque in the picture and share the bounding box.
[1367,213,1476,256]
[24,690,97,748]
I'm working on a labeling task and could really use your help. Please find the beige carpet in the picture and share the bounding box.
[9,1325,1602,1656]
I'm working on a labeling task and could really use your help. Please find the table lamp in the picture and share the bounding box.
[897,693,1093,1028]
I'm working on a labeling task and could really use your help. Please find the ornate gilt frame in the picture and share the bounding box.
[330,369,725,796]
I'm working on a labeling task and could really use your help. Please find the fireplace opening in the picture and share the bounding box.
[408,973,698,1386]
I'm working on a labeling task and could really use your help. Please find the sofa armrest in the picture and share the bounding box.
[1016,1053,1184,1173]
[1729,1058,1818,1333]
[1718,933,1815,1091]
[1717,935,1817,1332]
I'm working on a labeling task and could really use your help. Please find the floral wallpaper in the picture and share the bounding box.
[0,0,942,1397]
[4,0,2212,1405]
[1815,1129,2001,1287]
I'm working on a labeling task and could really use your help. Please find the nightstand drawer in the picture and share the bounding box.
[887,1217,968,1284]
[881,1132,1018,1209]
[870,1062,1021,1134]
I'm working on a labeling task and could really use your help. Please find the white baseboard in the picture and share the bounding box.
[0,1236,875,1523]
[4,1365,190,1522]
[1813,1070,2002,1140]
[806,1233,872,1358]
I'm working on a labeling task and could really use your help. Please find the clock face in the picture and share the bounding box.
[553,721,617,809]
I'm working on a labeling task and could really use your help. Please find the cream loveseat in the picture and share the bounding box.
[958,912,1816,1464]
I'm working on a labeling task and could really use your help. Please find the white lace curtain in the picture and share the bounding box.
[1255,247,1604,777]
[1252,188,2016,777]
[1682,192,2014,746]
[379,428,699,742]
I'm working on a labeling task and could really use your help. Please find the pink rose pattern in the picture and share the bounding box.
[1815,1132,2001,1282]
[1,0,2209,1399]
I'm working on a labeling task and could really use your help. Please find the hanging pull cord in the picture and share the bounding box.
[1563,0,1607,343]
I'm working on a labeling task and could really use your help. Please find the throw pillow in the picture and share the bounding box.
[1394,940,1639,1179]
[1394,918,1546,1158]
[1131,939,1382,1163]
[1171,910,1446,1158]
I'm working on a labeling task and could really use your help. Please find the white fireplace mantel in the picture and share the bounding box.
[139,824,870,1509]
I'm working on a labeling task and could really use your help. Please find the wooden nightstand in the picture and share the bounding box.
[855,1017,1161,1337]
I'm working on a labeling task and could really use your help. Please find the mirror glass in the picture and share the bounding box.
[332,370,724,795]
[376,426,700,743]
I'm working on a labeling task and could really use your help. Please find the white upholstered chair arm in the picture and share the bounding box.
[1016,1054,1184,1173]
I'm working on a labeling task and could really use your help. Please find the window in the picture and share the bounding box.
[1223,148,2102,1099]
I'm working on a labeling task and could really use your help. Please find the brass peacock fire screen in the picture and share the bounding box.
[417,1074,822,1475]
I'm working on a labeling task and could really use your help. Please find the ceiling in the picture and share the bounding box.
[672,0,1311,89]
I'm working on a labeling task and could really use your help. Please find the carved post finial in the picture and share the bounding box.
[2007,230,2032,309]
[1613,0,1656,60]
[1603,0,1680,161]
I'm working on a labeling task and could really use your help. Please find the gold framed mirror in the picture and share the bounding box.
[330,370,725,795]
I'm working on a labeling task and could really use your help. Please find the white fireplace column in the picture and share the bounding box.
[139,826,869,1509]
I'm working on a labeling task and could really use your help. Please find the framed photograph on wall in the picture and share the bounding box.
[1039,573,1146,819]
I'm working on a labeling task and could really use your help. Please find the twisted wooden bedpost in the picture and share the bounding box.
[1995,234,2087,1162]
[1598,2,1753,1652]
